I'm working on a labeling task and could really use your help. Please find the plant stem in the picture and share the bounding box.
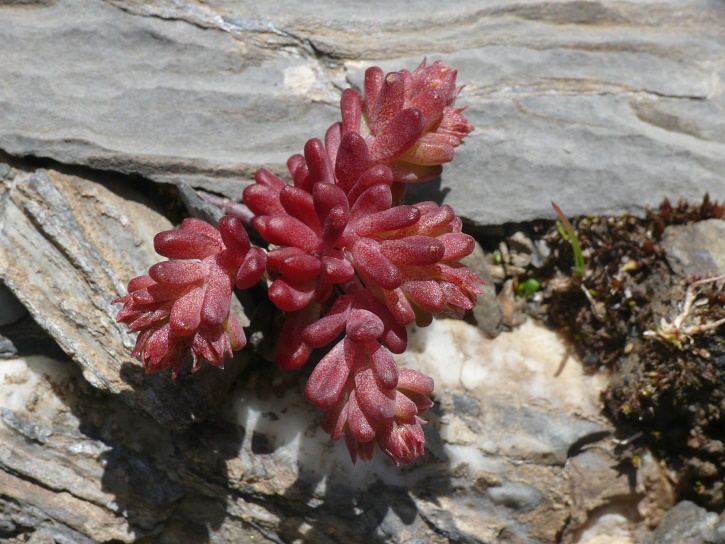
[551,201,585,278]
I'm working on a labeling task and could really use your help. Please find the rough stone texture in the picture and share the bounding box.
[0,318,635,544]
[1,0,724,226]
[661,219,725,276]
[0,165,250,429]
[643,500,725,544]
[461,241,504,337]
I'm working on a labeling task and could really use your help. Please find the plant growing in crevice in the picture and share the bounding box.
[114,59,481,465]
[551,201,586,279]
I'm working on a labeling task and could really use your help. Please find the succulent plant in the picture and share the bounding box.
[113,217,266,378]
[115,59,480,465]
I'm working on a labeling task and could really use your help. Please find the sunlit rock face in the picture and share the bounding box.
[0,0,723,224]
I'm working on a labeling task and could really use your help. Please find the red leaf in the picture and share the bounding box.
[397,368,434,396]
[371,344,399,390]
[280,186,321,234]
[200,264,232,328]
[235,247,267,289]
[268,278,316,312]
[369,108,425,163]
[348,184,393,225]
[279,254,322,283]
[255,168,287,190]
[352,240,402,291]
[313,182,349,225]
[219,215,251,256]
[370,71,407,133]
[253,216,319,253]
[169,286,204,336]
[335,132,370,192]
[304,340,351,410]
[180,218,223,243]
[302,295,352,347]
[149,260,205,285]
[438,233,475,260]
[403,280,446,313]
[381,236,445,266]
[154,230,222,260]
[346,390,377,442]
[275,305,319,370]
[304,138,334,185]
[242,184,286,217]
[355,206,420,238]
[346,165,394,205]
[341,88,362,135]
[354,367,396,422]
[320,255,355,283]
[363,66,384,121]
[346,309,384,343]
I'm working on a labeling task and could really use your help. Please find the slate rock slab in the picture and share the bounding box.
[1,0,723,226]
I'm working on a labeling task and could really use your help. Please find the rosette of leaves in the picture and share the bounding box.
[114,217,265,378]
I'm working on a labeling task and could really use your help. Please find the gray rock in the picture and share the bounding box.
[661,219,725,276]
[461,242,503,337]
[0,315,620,543]
[0,0,339,201]
[1,0,723,225]
[177,182,224,226]
[645,501,725,544]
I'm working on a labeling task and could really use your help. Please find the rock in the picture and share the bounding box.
[636,452,677,529]
[644,500,725,544]
[507,231,535,269]
[660,219,725,276]
[0,165,250,429]
[0,317,622,543]
[497,279,528,328]
[565,447,637,540]
[0,0,339,201]
[461,242,503,337]
[2,1,722,540]
[1,1,723,225]
[176,182,224,226]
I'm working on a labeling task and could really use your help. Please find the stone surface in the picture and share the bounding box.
[661,219,725,277]
[0,165,250,429]
[1,0,724,226]
[644,500,725,544]
[461,242,504,337]
[0,317,636,544]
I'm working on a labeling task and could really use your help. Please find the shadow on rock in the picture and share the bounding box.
[226,358,459,543]
[70,361,246,543]
[404,176,450,206]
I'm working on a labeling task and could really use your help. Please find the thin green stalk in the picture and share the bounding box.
[551,201,585,278]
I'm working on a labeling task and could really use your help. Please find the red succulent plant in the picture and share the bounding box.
[115,59,479,465]
[356,59,473,183]
[114,217,266,378]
